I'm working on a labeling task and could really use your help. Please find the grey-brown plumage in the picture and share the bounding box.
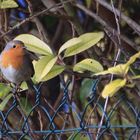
[0,40,38,86]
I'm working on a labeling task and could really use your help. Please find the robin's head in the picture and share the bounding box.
[4,40,25,51]
[1,40,26,69]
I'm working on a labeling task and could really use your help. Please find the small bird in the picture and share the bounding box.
[0,40,38,88]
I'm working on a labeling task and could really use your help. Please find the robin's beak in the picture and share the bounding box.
[23,46,27,49]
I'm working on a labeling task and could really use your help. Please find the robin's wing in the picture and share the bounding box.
[25,50,39,61]
[22,49,39,78]
[23,52,36,77]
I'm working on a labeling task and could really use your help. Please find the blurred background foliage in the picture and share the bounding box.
[0,0,140,139]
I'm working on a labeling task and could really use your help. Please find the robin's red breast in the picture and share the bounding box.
[0,40,38,86]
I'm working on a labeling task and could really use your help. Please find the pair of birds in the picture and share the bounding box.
[0,40,36,88]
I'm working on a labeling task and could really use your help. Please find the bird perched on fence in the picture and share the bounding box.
[0,40,38,89]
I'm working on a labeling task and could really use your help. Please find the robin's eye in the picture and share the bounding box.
[13,45,16,48]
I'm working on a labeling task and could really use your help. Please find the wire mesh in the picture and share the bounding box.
[0,79,139,140]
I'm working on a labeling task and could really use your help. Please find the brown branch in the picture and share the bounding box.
[26,0,50,43]
[61,0,84,35]
[95,0,140,36]
[74,3,139,56]
[0,9,10,41]
[51,20,64,47]
[0,0,73,39]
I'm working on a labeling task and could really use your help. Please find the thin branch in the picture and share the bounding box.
[26,0,50,43]
[95,0,140,36]
[75,3,139,56]
[0,0,73,39]
[97,1,122,138]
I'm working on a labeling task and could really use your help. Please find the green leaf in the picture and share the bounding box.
[73,58,103,73]
[64,32,104,57]
[0,0,18,9]
[95,64,129,76]
[58,38,82,55]
[19,97,33,116]
[0,83,11,98]
[102,79,126,98]
[34,56,57,82]
[80,79,95,106]
[14,34,53,55]
[0,94,12,111]
[42,65,65,81]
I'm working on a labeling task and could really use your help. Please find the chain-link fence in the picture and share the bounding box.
[0,79,139,140]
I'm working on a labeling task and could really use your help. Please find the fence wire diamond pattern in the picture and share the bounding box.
[0,80,139,140]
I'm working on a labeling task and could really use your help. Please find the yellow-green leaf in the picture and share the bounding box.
[34,56,57,82]
[0,83,11,98]
[0,0,18,9]
[14,34,53,55]
[131,75,140,80]
[0,94,12,111]
[20,82,28,90]
[20,78,37,90]
[94,51,140,77]
[95,64,129,76]
[58,38,82,55]
[126,51,140,66]
[42,65,65,81]
[64,32,104,57]
[102,79,126,98]
[73,58,103,73]
[125,83,135,88]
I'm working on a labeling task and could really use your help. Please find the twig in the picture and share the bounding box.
[0,10,10,41]
[69,21,76,37]
[75,3,139,55]
[95,0,140,36]
[0,29,10,41]
[96,1,122,138]
[44,98,64,121]
[61,0,84,35]
[0,0,73,39]
[26,0,50,43]
[4,9,8,31]
[51,20,64,51]
[37,110,43,130]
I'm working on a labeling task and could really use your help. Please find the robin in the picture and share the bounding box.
[0,40,38,88]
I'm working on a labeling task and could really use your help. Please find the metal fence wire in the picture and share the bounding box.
[0,79,140,140]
